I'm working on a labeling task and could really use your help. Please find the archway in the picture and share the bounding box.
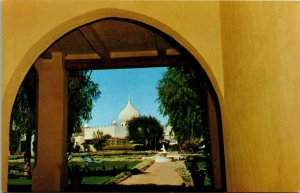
[4,9,225,192]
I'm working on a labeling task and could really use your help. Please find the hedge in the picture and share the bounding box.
[71,150,156,157]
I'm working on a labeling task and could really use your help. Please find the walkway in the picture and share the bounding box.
[119,162,183,186]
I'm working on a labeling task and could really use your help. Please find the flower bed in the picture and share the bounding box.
[175,161,193,187]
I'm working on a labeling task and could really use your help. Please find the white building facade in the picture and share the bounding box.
[74,98,140,148]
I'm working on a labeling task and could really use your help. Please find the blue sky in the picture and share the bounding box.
[87,67,168,127]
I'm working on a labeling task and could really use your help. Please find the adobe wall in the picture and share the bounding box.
[2,2,223,190]
[2,1,300,192]
[220,2,300,191]
[2,2,223,191]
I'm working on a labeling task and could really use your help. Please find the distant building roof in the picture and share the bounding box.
[119,97,140,123]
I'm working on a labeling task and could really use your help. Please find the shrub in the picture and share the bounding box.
[182,138,203,153]
[93,131,111,150]
[133,144,146,151]
[71,150,156,157]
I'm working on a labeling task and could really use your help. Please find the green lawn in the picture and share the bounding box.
[88,161,140,170]
[8,154,212,190]
[8,157,141,186]
[81,176,112,185]
[8,178,32,185]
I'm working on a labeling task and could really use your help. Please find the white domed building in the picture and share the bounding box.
[119,98,140,127]
[76,98,140,149]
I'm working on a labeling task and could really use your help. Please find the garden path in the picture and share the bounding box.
[119,162,183,186]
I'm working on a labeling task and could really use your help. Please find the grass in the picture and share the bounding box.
[8,156,142,187]
[81,176,112,185]
[8,153,211,189]
[8,178,32,185]
[9,176,113,186]
[83,161,140,170]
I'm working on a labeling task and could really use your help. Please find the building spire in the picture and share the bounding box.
[128,95,131,104]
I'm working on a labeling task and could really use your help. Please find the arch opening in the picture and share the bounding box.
[5,10,225,192]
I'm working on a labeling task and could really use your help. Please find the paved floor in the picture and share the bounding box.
[119,162,183,186]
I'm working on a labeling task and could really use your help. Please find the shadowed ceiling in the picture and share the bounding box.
[41,18,190,70]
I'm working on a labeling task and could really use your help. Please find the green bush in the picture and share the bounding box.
[93,131,111,150]
[71,150,156,157]
[182,138,203,153]
[132,144,146,151]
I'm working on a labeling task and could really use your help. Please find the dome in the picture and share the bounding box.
[119,98,140,123]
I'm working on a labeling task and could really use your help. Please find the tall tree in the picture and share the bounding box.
[10,67,36,171]
[68,70,101,136]
[157,64,213,181]
[157,65,208,145]
[127,116,164,150]
[9,68,100,172]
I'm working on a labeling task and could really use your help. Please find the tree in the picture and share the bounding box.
[9,68,100,171]
[157,65,208,145]
[127,116,164,150]
[68,70,101,137]
[157,64,213,180]
[67,70,101,154]
[182,137,204,153]
[92,130,111,150]
[10,67,36,171]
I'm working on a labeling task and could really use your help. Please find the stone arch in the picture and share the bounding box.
[4,8,225,191]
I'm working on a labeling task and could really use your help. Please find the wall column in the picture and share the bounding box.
[207,90,225,191]
[221,2,300,191]
[32,52,68,192]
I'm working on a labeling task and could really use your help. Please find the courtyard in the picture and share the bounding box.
[8,151,212,192]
